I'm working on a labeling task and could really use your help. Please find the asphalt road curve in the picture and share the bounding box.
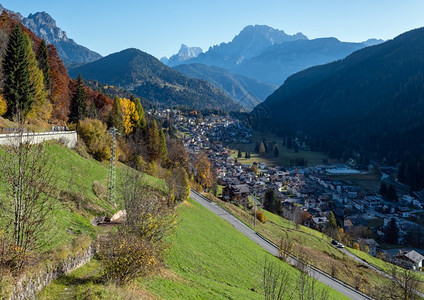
[190,190,371,300]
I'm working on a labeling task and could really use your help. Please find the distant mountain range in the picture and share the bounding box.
[174,63,275,110]
[252,27,424,163]
[169,25,383,86]
[69,48,242,112]
[161,44,203,66]
[0,5,102,66]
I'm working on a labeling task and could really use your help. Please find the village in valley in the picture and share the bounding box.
[153,108,424,270]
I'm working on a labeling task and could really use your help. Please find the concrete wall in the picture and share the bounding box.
[0,131,77,148]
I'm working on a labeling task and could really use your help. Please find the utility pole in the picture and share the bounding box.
[107,127,120,204]
[253,196,256,227]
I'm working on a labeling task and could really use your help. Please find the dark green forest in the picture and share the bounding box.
[251,27,424,190]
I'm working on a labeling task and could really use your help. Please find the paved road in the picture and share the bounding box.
[190,190,371,300]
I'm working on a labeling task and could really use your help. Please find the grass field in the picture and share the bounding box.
[226,131,328,167]
[328,173,381,193]
[38,198,348,299]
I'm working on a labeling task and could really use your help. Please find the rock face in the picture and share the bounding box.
[162,44,203,66]
[21,12,102,66]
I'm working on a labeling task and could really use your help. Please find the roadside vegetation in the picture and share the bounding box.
[38,198,348,299]
[201,192,417,297]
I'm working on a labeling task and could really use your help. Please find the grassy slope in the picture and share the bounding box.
[0,142,164,270]
[38,198,348,299]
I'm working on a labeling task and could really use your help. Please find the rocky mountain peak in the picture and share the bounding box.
[162,44,203,66]
[22,11,69,44]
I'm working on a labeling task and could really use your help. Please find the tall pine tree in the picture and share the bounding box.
[3,24,34,122]
[134,97,147,131]
[108,96,123,132]
[23,33,50,121]
[37,39,51,91]
[69,74,87,123]
[147,120,160,162]
[158,129,167,163]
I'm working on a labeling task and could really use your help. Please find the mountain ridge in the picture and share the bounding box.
[174,63,275,110]
[252,26,424,162]
[69,48,242,112]
[173,25,382,85]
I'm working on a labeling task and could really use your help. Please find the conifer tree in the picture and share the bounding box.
[108,96,124,132]
[238,149,242,158]
[158,129,168,163]
[259,143,266,156]
[24,33,50,121]
[37,39,51,90]
[273,144,279,157]
[147,120,160,162]
[379,182,388,197]
[134,98,147,131]
[327,211,337,229]
[69,74,87,123]
[3,24,34,122]
[385,218,398,244]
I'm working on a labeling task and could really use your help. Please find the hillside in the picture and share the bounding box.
[252,26,424,164]
[69,48,242,112]
[37,198,346,299]
[0,142,165,296]
[174,63,276,110]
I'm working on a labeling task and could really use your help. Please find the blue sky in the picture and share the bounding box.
[2,0,424,59]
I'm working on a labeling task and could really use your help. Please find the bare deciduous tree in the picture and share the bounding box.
[120,170,177,245]
[263,256,291,300]
[278,234,294,261]
[0,133,56,271]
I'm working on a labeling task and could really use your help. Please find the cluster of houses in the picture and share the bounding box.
[158,109,424,269]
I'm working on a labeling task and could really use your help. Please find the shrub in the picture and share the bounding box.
[256,211,268,223]
[77,118,111,161]
[353,242,360,250]
[98,230,159,285]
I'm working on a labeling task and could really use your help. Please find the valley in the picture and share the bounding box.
[1,2,424,299]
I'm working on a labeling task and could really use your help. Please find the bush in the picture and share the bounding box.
[98,230,159,285]
[0,94,7,117]
[353,242,360,250]
[256,211,268,223]
[77,118,111,161]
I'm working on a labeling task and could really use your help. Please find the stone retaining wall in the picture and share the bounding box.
[10,245,95,300]
[0,131,77,148]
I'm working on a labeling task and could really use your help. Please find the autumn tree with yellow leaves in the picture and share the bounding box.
[119,97,139,135]
[194,152,213,188]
